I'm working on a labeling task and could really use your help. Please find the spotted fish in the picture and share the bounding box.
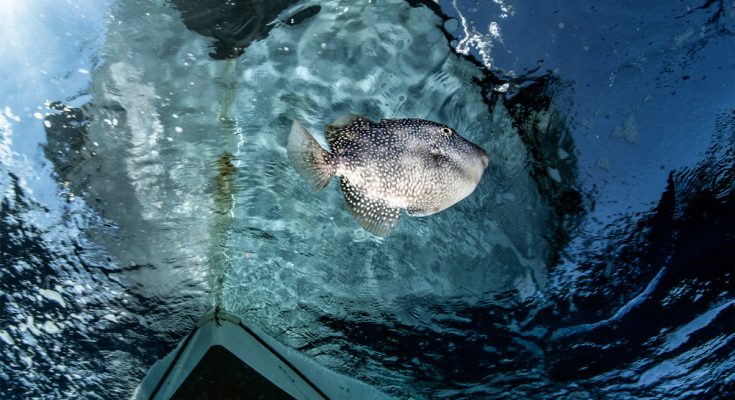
[287,115,489,236]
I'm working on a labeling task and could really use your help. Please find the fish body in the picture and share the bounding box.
[287,115,489,236]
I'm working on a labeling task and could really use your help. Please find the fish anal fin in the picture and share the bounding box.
[340,177,400,237]
[406,207,434,217]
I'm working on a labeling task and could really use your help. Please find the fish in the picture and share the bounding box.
[287,115,489,236]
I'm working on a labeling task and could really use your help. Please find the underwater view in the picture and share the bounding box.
[1,0,733,398]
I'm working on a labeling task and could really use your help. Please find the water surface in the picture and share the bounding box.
[1,0,733,398]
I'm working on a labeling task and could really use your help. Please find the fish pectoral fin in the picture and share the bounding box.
[340,177,400,237]
[287,121,335,190]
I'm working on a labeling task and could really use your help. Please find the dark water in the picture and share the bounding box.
[1,0,733,398]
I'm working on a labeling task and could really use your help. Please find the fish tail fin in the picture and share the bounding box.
[287,121,335,190]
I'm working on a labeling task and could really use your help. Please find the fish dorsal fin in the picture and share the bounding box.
[332,114,366,127]
[325,114,369,146]
[340,177,400,237]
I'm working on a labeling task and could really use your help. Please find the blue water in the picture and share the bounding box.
[1,0,733,398]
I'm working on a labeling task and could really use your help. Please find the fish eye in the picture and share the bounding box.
[441,127,453,136]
